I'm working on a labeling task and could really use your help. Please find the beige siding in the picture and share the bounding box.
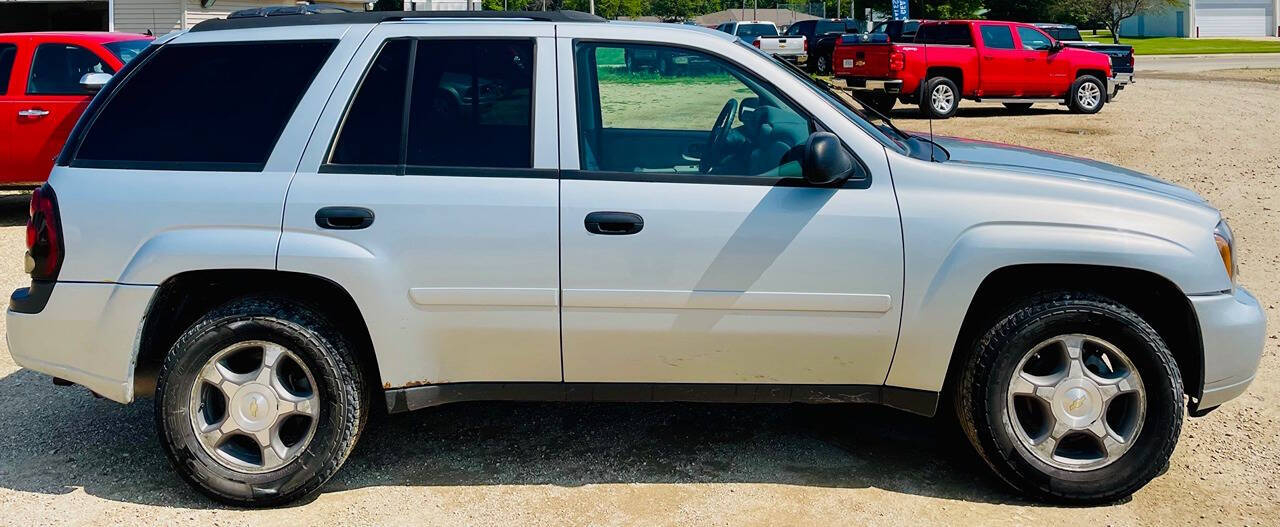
[114,0,182,35]
[183,0,295,28]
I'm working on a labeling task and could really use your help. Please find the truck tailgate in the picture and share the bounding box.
[758,36,804,55]
[834,44,893,78]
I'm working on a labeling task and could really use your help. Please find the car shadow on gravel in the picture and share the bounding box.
[0,192,31,227]
[0,368,1091,509]
[886,107,1071,120]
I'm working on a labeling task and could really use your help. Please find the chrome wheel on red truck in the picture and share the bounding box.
[1068,75,1106,114]
[919,77,959,119]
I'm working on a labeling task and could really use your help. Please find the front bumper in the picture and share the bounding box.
[1107,72,1134,101]
[6,282,157,403]
[1189,286,1265,412]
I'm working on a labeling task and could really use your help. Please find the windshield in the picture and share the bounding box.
[103,39,152,63]
[742,42,914,152]
[736,24,778,42]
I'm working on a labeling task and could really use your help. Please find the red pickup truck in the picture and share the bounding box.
[833,20,1116,119]
[1,32,152,186]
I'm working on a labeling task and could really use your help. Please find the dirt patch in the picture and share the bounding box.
[1142,68,1280,85]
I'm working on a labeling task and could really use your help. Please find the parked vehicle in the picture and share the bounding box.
[1035,23,1135,90]
[0,32,152,187]
[8,11,1262,508]
[784,18,858,73]
[869,18,924,42]
[715,20,806,63]
[834,20,1116,118]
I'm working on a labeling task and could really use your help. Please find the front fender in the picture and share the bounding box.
[887,222,1214,393]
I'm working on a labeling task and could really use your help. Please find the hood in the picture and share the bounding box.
[932,136,1206,204]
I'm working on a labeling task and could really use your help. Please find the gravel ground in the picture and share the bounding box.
[1,71,1278,526]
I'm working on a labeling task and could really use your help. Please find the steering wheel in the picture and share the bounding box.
[700,98,739,173]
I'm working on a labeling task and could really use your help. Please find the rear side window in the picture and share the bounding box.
[0,43,15,95]
[328,38,535,171]
[28,43,113,95]
[916,24,972,46]
[979,25,1016,50]
[74,40,335,171]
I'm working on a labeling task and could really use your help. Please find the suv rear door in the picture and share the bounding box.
[556,28,904,386]
[282,22,562,389]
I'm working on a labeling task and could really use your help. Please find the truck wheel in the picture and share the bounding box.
[856,92,896,115]
[955,292,1182,504]
[155,297,368,507]
[1068,75,1106,114]
[815,54,831,74]
[919,77,959,119]
[1003,102,1034,113]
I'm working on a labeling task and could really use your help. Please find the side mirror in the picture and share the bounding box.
[801,132,855,185]
[79,72,111,93]
[1049,40,1064,52]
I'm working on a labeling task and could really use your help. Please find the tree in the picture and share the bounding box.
[1086,0,1181,43]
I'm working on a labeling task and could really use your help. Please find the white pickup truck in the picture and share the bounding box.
[715,20,806,63]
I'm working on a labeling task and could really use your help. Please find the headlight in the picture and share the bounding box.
[1214,219,1237,285]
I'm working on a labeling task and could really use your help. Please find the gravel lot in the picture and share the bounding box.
[1,71,1278,526]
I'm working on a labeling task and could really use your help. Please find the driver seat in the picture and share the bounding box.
[745,106,809,176]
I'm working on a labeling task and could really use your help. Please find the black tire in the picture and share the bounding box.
[1067,75,1106,114]
[919,76,960,119]
[814,54,831,74]
[155,297,368,507]
[1003,102,1034,113]
[954,291,1183,504]
[855,92,896,115]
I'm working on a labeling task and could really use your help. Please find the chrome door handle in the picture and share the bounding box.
[18,109,50,117]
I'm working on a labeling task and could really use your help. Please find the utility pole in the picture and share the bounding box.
[589,0,594,15]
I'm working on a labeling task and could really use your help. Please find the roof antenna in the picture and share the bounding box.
[923,39,936,162]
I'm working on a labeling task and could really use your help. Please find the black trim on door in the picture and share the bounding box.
[561,170,871,189]
[319,164,558,178]
[384,381,940,417]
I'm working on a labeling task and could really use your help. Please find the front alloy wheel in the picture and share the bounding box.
[956,291,1183,504]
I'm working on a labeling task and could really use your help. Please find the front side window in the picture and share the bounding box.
[28,43,113,95]
[575,43,810,177]
[329,38,534,170]
[1017,27,1054,51]
[73,40,335,170]
[0,43,15,95]
[980,25,1016,50]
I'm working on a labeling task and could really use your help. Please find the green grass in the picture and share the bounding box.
[1082,34,1280,55]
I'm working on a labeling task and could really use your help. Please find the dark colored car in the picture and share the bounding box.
[870,19,924,42]
[1034,23,1134,81]
[784,18,860,73]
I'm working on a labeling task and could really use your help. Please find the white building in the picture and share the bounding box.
[403,0,481,10]
[1120,0,1279,38]
[0,0,369,34]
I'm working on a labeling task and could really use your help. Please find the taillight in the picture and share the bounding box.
[804,39,809,52]
[1128,51,1135,67]
[753,37,761,48]
[25,184,63,280]
[889,51,906,72]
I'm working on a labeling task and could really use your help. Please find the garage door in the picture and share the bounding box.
[1196,2,1274,37]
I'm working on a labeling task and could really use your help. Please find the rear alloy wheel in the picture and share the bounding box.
[919,76,959,119]
[1068,75,1106,114]
[955,292,1182,503]
[156,297,367,507]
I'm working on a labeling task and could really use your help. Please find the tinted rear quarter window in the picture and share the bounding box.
[74,40,336,170]
[329,39,411,166]
[0,43,15,95]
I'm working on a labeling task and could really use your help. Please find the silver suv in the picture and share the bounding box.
[6,11,1263,507]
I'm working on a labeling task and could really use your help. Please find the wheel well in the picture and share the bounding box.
[925,66,964,93]
[1076,69,1107,83]
[132,270,380,398]
[944,264,1203,404]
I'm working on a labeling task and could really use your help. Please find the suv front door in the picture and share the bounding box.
[282,23,562,388]
[556,34,904,386]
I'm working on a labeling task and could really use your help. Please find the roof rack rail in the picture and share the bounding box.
[190,9,605,33]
